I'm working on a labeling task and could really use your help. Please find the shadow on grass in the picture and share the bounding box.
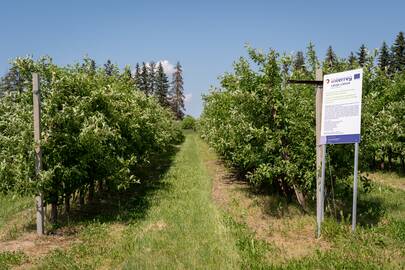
[216,162,304,219]
[356,196,386,226]
[332,189,403,227]
[51,145,181,233]
[324,181,405,227]
[213,159,398,227]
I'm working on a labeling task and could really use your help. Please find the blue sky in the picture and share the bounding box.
[1,0,403,117]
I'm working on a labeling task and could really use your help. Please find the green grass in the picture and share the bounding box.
[0,251,27,270]
[245,176,405,269]
[0,194,32,230]
[197,134,405,269]
[38,131,241,269]
[367,171,405,191]
[1,132,404,269]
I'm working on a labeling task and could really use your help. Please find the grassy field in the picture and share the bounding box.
[0,195,32,231]
[200,135,405,269]
[0,132,404,269]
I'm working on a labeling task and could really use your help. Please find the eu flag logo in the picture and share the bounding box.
[354,73,360,79]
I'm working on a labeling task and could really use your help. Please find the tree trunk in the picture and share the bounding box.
[51,202,58,225]
[98,179,103,193]
[79,190,85,208]
[388,149,393,170]
[293,185,307,212]
[372,155,376,170]
[65,194,70,214]
[277,179,289,200]
[380,160,385,170]
[88,181,94,203]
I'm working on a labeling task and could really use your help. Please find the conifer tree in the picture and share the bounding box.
[155,62,170,107]
[306,42,319,76]
[357,44,368,67]
[104,59,114,76]
[293,51,306,73]
[378,41,391,71]
[391,31,405,72]
[148,61,156,96]
[325,46,337,68]
[90,59,96,73]
[0,66,23,94]
[82,57,96,75]
[140,62,149,95]
[169,62,185,120]
[348,52,357,68]
[134,63,141,90]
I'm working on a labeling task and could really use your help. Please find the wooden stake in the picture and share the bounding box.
[315,69,324,237]
[33,73,44,236]
[287,70,325,237]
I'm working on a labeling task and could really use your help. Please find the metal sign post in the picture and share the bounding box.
[33,73,44,236]
[321,144,326,222]
[352,142,359,231]
[317,143,327,238]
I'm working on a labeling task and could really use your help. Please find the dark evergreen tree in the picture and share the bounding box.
[148,61,156,96]
[104,59,114,76]
[0,66,24,94]
[391,31,405,72]
[357,44,368,67]
[155,62,170,107]
[140,62,149,95]
[293,51,306,72]
[90,59,96,73]
[378,41,391,72]
[348,52,357,68]
[0,76,3,96]
[134,63,141,90]
[325,46,337,68]
[82,57,96,75]
[169,62,185,120]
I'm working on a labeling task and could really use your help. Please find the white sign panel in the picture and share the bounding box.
[320,69,363,145]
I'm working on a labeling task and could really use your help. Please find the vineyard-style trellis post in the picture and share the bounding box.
[33,73,45,236]
[288,68,324,238]
[315,69,325,237]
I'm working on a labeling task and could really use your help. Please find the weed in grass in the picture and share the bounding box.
[222,213,273,270]
[0,251,27,270]
[389,219,405,242]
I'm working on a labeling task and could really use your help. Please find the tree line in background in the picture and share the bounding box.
[200,31,405,210]
[133,61,185,120]
[0,56,184,224]
[291,31,405,74]
[0,58,186,120]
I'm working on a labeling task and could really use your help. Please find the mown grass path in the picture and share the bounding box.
[120,131,240,269]
[38,131,240,269]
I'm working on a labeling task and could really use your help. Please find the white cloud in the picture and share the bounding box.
[158,60,175,76]
[133,60,176,77]
[184,93,192,103]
